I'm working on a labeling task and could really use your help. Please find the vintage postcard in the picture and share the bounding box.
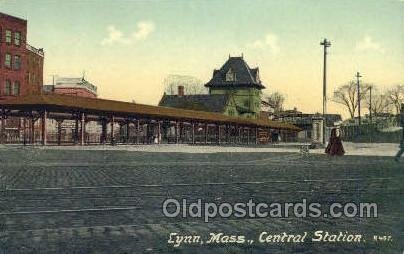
[0,0,403,253]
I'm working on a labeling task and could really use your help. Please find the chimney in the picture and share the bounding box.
[178,85,184,96]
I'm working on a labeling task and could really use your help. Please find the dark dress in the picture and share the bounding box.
[325,137,345,156]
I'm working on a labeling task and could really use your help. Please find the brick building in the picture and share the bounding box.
[0,12,43,99]
[0,12,44,142]
[44,77,98,98]
[25,44,44,94]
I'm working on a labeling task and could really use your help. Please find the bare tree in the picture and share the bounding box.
[332,81,371,119]
[364,89,392,117]
[387,84,404,114]
[265,91,285,113]
[163,74,208,95]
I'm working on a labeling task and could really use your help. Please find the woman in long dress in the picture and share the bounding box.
[325,128,345,156]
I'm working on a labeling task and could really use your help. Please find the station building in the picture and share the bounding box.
[0,13,299,145]
[159,56,264,119]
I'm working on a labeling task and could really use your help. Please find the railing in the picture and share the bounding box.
[26,44,44,57]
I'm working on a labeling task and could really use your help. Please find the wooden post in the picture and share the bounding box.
[100,119,107,144]
[126,121,130,144]
[230,126,234,144]
[145,121,149,144]
[41,110,47,146]
[157,121,161,144]
[80,113,85,146]
[136,120,140,144]
[74,118,79,145]
[217,125,221,145]
[30,117,35,144]
[0,113,5,144]
[175,121,179,144]
[57,120,63,145]
[18,117,22,144]
[191,122,195,144]
[204,123,208,144]
[0,108,6,144]
[110,116,115,145]
[23,118,27,146]
[179,122,182,143]
[225,125,230,144]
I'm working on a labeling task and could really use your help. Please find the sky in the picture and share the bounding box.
[1,0,403,118]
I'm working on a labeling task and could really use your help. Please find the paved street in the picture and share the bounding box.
[0,147,402,253]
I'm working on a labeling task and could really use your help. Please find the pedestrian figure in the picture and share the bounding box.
[394,104,404,162]
[271,132,278,143]
[395,141,404,162]
[325,128,345,156]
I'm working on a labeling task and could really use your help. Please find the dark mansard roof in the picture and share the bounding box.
[204,56,266,89]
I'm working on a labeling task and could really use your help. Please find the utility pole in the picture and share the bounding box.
[369,85,373,142]
[320,38,331,144]
[369,85,372,124]
[356,72,362,126]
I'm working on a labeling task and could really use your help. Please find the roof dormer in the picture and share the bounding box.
[225,68,236,82]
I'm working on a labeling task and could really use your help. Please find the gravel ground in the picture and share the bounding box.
[1,142,401,157]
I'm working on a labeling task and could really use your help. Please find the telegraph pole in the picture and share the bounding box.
[320,39,331,144]
[369,85,373,142]
[369,85,372,124]
[356,72,362,126]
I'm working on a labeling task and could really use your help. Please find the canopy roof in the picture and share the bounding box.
[0,93,300,131]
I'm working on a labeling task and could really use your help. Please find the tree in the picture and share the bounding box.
[163,74,208,95]
[387,84,404,114]
[332,81,371,119]
[265,91,285,113]
[364,89,392,117]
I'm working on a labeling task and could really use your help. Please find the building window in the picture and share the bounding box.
[13,81,20,95]
[226,68,236,82]
[5,30,12,44]
[14,31,21,46]
[13,55,21,70]
[5,53,11,68]
[4,80,11,95]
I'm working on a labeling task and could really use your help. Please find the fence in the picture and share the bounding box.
[340,124,401,143]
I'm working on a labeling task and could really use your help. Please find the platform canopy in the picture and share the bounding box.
[0,93,300,131]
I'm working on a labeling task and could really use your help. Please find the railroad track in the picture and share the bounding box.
[0,177,399,217]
